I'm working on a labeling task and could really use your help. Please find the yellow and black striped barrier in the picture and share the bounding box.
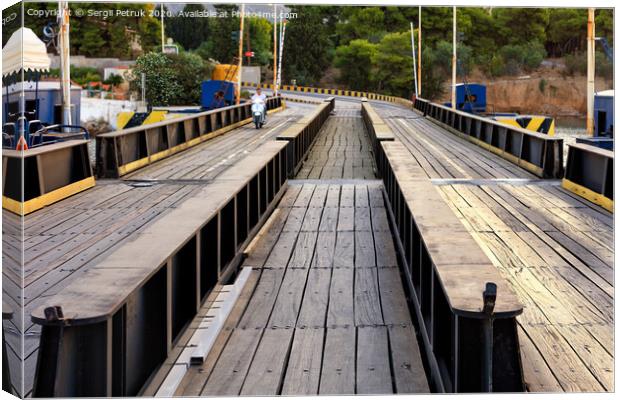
[242,82,413,107]
[494,115,555,135]
[116,110,168,130]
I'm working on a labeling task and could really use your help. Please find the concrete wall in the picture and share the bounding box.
[241,67,261,85]
[50,55,135,73]
[81,97,137,129]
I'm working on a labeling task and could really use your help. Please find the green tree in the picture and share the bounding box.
[204,4,240,63]
[283,6,333,85]
[16,2,161,58]
[245,17,273,66]
[334,39,378,91]
[372,32,414,98]
[167,52,213,104]
[493,8,549,46]
[128,51,214,106]
[337,7,385,43]
[165,4,210,50]
[546,8,586,56]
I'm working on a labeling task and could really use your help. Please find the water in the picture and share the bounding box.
[554,117,592,164]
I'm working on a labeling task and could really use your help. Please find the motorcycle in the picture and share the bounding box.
[251,102,266,129]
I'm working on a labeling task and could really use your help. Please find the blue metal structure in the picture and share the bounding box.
[594,90,614,137]
[444,83,487,113]
[201,80,236,109]
[2,81,86,148]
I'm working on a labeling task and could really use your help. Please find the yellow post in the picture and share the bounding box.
[418,6,422,96]
[236,4,245,105]
[451,6,456,110]
[586,8,595,135]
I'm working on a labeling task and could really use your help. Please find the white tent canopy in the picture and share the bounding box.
[2,27,51,77]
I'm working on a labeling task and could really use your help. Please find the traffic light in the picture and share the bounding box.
[231,31,240,42]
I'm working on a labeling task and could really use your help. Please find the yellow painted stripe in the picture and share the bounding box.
[562,178,613,212]
[3,176,96,215]
[143,111,168,125]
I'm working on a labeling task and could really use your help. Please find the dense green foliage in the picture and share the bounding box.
[127,52,213,106]
[8,3,613,102]
[4,2,162,58]
[277,6,613,99]
[47,66,101,86]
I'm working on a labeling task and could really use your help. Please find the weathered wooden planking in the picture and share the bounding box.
[356,326,393,394]
[354,206,372,231]
[200,328,263,396]
[327,267,355,327]
[318,207,339,232]
[333,232,354,268]
[370,206,390,231]
[300,207,323,232]
[378,267,411,325]
[287,231,318,269]
[243,207,292,268]
[293,184,315,208]
[337,207,354,231]
[355,230,376,267]
[388,324,430,393]
[524,324,605,392]
[297,269,332,328]
[238,269,286,329]
[262,231,298,268]
[374,230,398,266]
[354,268,383,326]
[240,328,295,395]
[269,269,311,328]
[318,327,356,394]
[517,324,564,392]
[325,185,341,207]
[281,327,325,395]
[311,231,336,269]
[282,207,307,232]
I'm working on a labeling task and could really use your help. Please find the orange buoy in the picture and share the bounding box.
[16,136,28,150]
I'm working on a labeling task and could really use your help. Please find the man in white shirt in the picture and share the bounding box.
[251,87,267,123]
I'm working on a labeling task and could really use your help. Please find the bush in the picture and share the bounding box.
[564,52,586,75]
[127,52,213,106]
[564,50,612,79]
[498,41,546,75]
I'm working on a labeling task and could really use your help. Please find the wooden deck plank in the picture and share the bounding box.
[269,269,311,328]
[240,328,295,395]
[297,269,332,328]
[327,267,355,328]
[199,328,263,396]
[388,324,430,393]
[319,327,356,394]
[355,230,376,268]
[311,231,336,269]
[281,327,325,395]
[356,326,393,394]
[354,268,384,326]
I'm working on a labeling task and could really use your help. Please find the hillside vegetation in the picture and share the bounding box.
[7,3,613,105]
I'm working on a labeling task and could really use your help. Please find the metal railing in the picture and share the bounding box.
[377,140,524,392]
[362,102,524,392]
[96,97,284,178]
[562,142,613,212]
[2,140,95,215]
[413,98,564,178]
[31,140,290,397]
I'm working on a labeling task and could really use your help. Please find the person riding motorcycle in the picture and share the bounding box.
[251,87,267,126]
